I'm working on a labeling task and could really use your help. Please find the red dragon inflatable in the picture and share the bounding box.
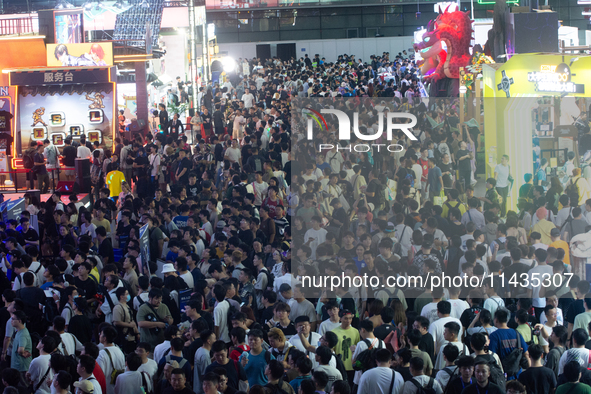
[413,8,474,82]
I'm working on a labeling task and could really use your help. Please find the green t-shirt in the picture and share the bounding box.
[137,302,171,349]
[331,326,360,371]
[556,383,591,394]
[11,327,32,371]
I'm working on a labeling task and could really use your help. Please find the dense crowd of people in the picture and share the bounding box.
[1,50,591,394]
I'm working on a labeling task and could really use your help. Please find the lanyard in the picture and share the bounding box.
[461,379,472,389]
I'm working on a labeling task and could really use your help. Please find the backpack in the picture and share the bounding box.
[105,348,125,385]
[487,359,506,390]
[225,299,239,332]
[565,177,582,199]
[409,377,437,394]
[43,297,60,326]
[353,338,385,371]
[373,180,387,207]
[444,201,461,219]
[264,379,290,394]
[404,170,415,188]
[261,268,275,291]
[23,149,35,169]
[501,329,525,378]
[333,352,348,381]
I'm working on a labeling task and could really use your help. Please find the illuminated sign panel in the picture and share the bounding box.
[527,64,584,94]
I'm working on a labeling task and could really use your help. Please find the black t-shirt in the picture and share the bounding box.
[75,276,98,299]
[238,229,254,245]
[448,377,474,394]
[183,337,203,366]
[461,382,504,394]
[567,299,585,324]
[177,157,192,185]
[163,386,195,394]
[213,110,224,127]
[395,366,412,382]
[63,145,77,167]
[457,149,471,171]
[116,222,133,238]
[99,238,114,264]
[69,314,93,345]
[204,359,247,390]
[419,332,435,363]
[0,306,9,339]
[20,228,39,244]
[439,162,455,188]
[460,306,483,328]
[135,155,149,178]
[374,323,395,341]
[366,179,383,205]
[187,183,200,198]
[201,112,212,131]
[517,366,557,394]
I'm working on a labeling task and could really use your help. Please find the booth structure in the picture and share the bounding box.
[7,66,116,168]
[482,53,591,211]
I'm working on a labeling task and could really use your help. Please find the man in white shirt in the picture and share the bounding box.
[434,323,469,370]
[251,172,268,207]
[352,320,385,387]
[358,348,404,394]
[527,249,553,315]
[290,316,322,369]
[421,288,444,324]
[77,140,92,159]
[241,88,254,108]
[303,215,327,260]
[99,275,120,324]
[54,317,84,357]
[213,284,231,343]
[224,139,241,166]
[96,326,126,394]
[400,357,444,394]
[27,336,55,394]
[136,343,158,386]
[428,301,463,355]
[114,353,151,394]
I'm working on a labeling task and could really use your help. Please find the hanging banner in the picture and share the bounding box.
[139,223,150,274]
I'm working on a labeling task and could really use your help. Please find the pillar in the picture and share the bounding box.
[135,61,149,135]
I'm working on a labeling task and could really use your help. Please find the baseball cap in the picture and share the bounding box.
[216,220,227,229]
[73,381,94,394]
[340,309,354,317]
[550,228,561,237]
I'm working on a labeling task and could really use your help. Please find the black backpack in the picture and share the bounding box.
[261,268,275,291]
[501,330,526,378]
[23,149,35,169]
[225,299,238,332]
[409,377,437,394]
[264,379,290,394]
[353,338,384,372]
[333,352,348,380]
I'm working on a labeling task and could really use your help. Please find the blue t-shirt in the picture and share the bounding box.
[241,350,275,387]
[290,375,312,392]
[40,281,54,290]
[353,257,366,274]
[489,328,528,377]
[173,216,189,229]
[11,327,32,372]
[166,251,178,262]
[428,166,443,194]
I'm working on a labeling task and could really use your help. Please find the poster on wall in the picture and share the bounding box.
[47,42,114,68]
[55,12,84,44]
[18,84,114,153]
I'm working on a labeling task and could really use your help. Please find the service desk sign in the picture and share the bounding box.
[528,63,585,94]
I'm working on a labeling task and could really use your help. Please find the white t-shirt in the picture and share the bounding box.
[484,296,505,317]
[29,354,53,394]
[527,264,554,307]
[153,341,171,367]
[224,147,241,163]
[133,293,149,312]
[448,299,470,320]
[303,227,327,259]
[421,302,439,324]
[194,346,211,393]
[115,371,151,394]
[29,261,45,287]
[558,347,591,374]
[540,308,564,326]
[60,332,83,357]
[434,341,469,370]
[358,367,404,394]
[214,300,231,342]
[352,337,385,384]
[318,319,341,337]
[494,164,510,188]
[148,154,161,177]
[401,375,444,394]
[80,376,102,394]
[435,366,458,391]
[289,332,322,368]
[428,317,463,354]
[137,358,158,381]
[241,93,254,108]
[97,346,126,394]
[77,145,92,159]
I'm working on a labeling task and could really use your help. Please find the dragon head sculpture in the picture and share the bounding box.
[413,8,474,81]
